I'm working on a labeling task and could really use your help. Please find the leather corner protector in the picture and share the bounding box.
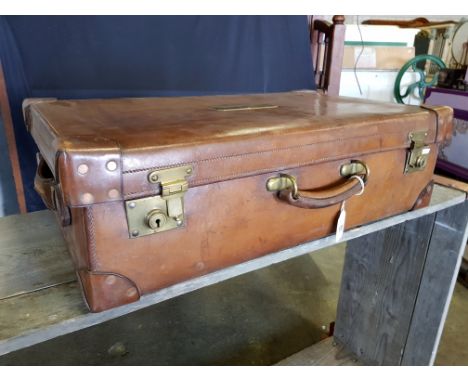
[22,98,58,131]
[77,269,141,312]
[411,181,434,211]
[422,105,454,144]
[56,137,123,207]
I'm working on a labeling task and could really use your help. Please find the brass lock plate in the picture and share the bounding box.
[405,131,431,174]
[125,165,192,238]
[125,195,184,238]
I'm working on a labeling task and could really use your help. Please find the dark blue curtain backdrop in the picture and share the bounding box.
[0,16,315,212]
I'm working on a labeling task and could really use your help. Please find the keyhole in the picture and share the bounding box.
[146,209,167,230]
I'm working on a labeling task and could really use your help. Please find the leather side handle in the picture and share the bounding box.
[34,153,56,210]
[267,160,369,209]
[34,153,71,225]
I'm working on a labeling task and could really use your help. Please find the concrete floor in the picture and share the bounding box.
[0,244,466,365]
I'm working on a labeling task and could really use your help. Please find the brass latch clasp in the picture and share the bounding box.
[125,165,193,238]
[405,131,431,174]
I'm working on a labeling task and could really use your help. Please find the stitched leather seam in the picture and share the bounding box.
[121,132,399,174]
[123,144,410,198]
[86,206,97,269]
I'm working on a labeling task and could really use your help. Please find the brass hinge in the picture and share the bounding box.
[405,131,431,174]
[125,165,193,238]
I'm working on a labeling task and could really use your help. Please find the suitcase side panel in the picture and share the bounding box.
[71,147,437,310]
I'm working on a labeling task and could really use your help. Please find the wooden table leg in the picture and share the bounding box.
[334,201,468,365]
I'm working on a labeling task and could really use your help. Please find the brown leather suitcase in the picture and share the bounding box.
[23,91,453,312]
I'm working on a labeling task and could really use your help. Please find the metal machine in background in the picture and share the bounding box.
[366,17,468,104]
[421,18,468,90]
[422,19,468,182]
[363,17,468,181]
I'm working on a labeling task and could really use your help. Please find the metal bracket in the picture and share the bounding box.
[266,160,369,193]
[266,174,296,192]
[125,165,193,238]
[405,131,431,174]
[339,161,368,178]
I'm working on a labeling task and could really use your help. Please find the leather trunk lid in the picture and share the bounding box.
[23,91,452,207]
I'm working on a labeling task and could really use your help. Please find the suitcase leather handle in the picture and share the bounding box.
[34,154,71,225]
[34,154,57,211]
[267,160,369,209]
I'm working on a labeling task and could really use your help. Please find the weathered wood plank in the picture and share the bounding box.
[334,213,436,365]
[0,250,345,365]
[401,201,468,365]
[0,282,85,341]
[275,337,363,366]
[0,210,75,300]
[0,185,465,357]
[433,174,468,196]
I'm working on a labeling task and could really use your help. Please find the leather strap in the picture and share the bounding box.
[419,104,440,144]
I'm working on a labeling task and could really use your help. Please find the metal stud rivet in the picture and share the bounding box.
[128,202,136,209]
[106,160,118,171]
[131,230,139,237]
[149,173,159,183]
[186,168,192,174]
[81,192,94,204]
[108,189,120,199]
[126,287,138,298]
[175,218,183,227]
[105,275,117,285]
[77,164,89,175]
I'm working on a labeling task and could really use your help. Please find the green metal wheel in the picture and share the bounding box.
[394,54,446,104]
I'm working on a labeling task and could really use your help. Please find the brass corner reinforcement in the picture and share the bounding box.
[125,165,193,238]
[405,131,431,174]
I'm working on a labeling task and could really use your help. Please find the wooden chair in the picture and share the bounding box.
[310,15,346,96]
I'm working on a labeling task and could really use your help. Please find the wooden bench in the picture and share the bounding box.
[0,184,467,365]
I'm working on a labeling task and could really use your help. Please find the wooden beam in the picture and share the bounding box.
[334,200,468,365]
[433,174,468,196]
[0,60,27,213]
[334,213,436,365]
[401,201,468,365]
